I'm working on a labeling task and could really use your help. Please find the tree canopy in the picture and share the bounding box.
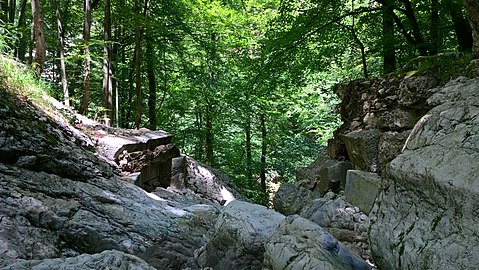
[0,0,477,203]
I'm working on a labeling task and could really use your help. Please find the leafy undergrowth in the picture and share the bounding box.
[0,54,52,109]
[399,52,473,84]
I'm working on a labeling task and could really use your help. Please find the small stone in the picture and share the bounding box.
[16,155,37,168]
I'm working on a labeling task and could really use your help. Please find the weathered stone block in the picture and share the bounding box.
[296,151,336,182]
[345,170,381,214]
[378,131,410,172]
[315,161,353,194]
[171,156,187,190]
[340,129,381,173]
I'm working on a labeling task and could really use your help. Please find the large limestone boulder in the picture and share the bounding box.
[369,77,479,269]
[196,200,285,270]
[263,215,372,270]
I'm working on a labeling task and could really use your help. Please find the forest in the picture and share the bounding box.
[1,0,478,203]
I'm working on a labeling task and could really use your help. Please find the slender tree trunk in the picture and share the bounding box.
[464,0,479,58]
[146,37,157,130]
[205,104,214,165]
[447,0,472,52]
[15,0,27,60]
[102,0,112,126]
[28,21,33,64]
[259,112,267,193]
[430,0,439,55]
[31,0,45,75]
[348,0,368,78]
[56,0,69,106]
[383,2,396,73]
[245,114,253,182]
[133,0,143,128]
[79,0,91,115]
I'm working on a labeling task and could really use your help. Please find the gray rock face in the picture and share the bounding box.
[398,76,437,109]
[299,193,371,262]
[185,157,246,205]
[263,215,372,270]
[272,182,319,215]
[0,250,156,270]
[0,164,219,269]
[196,200,285,270]
[369,77,479,269]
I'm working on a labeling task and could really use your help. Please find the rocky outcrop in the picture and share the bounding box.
[0,250,156,270]
[369,77,479,269]
[329,75,437,172]
[272,182,319,215]
[0,90,224,269]
[296,152,353,195]
[196,200,285,269]
[76,123,180,191]
[263,215,372,270]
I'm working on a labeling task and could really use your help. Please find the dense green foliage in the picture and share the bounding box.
[0,0,475,204]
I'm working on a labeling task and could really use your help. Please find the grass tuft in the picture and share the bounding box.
[0,54,52,109]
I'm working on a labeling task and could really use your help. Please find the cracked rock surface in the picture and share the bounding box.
[0,90,220,269]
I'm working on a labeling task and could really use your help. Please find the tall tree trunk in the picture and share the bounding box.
[8,0,15,24]
[447,0,472,52]
[400,0,428,55]
[464,0,479,58]
[245,114,253,182]
[383,2,396,73]
[56,0,69,106]
[154,44,168,117]
[146,35,156,130]
[79,0,91,115]
[195,103,204,161]
[1,0,7,22]
[113,26,121,127]
[31,0,45,75]
[429,0,439,55]
[125,59,134,128]
[102,0,112,126]
[133,0,143,128]
[15,0,27,60]
[259,112,267,193]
